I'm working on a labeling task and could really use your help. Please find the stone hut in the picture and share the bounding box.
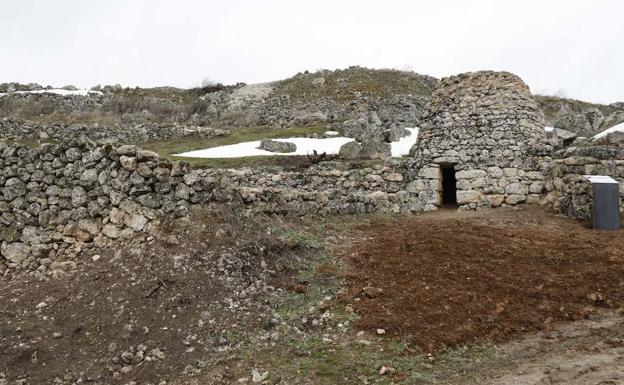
[410,71,552,210]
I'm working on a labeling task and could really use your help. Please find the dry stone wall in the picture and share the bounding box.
[0,118,228,143]
[0,139,201,273]
[0,140,428,274]
[545,134,624,219]
[198,160,423,216]
[3,71,622,274]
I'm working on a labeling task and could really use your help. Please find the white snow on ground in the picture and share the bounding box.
[544,126,555,132]
[593,122,624,138]
[176,128,421,159]
[0,89,103,98]
[324,131,339,136]
[391,127,419,157]
[176,137,354,158]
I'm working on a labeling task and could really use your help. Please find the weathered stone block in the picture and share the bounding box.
[120,156,137,171]
[1,242,31,264]
[487,195,505,207]
[456,190,482,204]
[418,167,440,179]
[456,169,487,180]
[505,194,526,205]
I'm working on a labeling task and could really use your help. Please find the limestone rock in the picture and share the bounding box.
[1,242,31,264]
[258,139,296,153]
[120,156,137,171]
[116,145,137,156]
[456,190,482,204]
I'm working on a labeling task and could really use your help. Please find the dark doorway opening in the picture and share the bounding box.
[441,165,457,205]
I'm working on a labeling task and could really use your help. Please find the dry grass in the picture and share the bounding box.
[275,67,436,104]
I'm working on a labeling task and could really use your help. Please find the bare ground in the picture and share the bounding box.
[340,207,624,350]
[1,205,623,385]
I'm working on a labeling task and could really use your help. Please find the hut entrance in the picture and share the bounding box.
[441,165,457,205]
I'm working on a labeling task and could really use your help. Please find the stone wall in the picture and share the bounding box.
[545,134,624,219]
[0,140,427,274]
[410,71,553,209]
[0,139,202,273]
[197,159,423,215]
[0,118,228,143]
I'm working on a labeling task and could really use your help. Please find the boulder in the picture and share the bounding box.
[259,139,296,153]
[343,114,384,142]
[339,140,391,160]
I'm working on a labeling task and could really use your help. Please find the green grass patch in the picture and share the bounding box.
[233,220,498,384]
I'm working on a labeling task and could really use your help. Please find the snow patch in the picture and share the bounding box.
[593,122,624,139]
[176,127,421,159]
[0,89,103,98]
[176,137,354,158]
[391,127,419,157]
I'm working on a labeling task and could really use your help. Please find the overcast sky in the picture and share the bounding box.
[1,0,622,104]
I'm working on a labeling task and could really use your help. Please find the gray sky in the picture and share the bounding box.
[1,0,623,104]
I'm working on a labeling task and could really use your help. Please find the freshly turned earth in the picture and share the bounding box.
[341,207,624,351]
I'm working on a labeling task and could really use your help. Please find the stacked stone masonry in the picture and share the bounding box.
[545,133,624,219]
[0,139,428,272]
[410,71,553,209]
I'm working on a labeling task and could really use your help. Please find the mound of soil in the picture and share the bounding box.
[0,208,313,385]
[341,207,624,351]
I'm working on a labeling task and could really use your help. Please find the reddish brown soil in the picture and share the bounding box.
[341,207,624,351]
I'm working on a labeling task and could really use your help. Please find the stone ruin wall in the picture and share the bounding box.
[544,133,624,220]
[0,139,430,274]
[410,71,553,209]
[0,117,228,143]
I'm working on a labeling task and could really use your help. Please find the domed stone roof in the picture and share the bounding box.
[412,71,547,168]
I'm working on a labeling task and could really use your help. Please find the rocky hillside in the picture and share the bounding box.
[536,95,624,137]
[0,67,436,131]
[1,68,623,139]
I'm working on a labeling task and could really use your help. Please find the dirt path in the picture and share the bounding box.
[453,310,624,385]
